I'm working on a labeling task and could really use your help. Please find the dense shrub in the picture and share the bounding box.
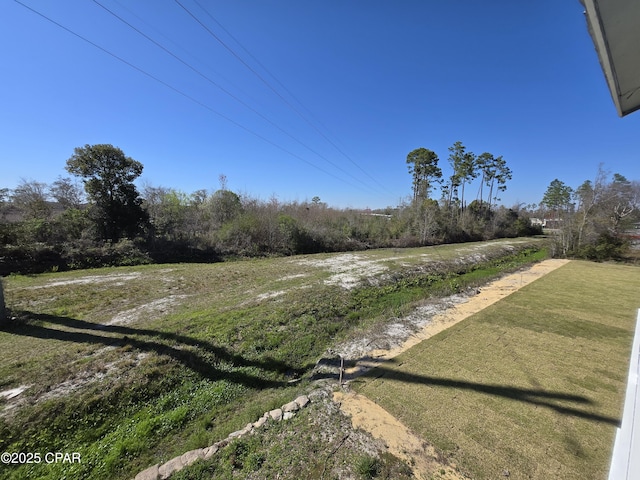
[0,242,63,275]
[0,239,153,275]
[61,239,152,270]
[574,233,629,261]
[146,238,220,264]
[0,191,543,273]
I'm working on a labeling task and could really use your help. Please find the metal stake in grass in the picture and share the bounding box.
[339,355,344,386]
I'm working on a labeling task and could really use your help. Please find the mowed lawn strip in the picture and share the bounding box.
[353,261,640,480]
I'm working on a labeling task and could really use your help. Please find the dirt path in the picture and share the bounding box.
[333,259,571,480]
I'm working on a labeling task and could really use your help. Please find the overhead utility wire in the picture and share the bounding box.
[188,0,394,195]
[175,0,382,192]
[175,0,314,128]
[92,0,381,195]
[13,0,366,191]
[112,0,199,62]
[111,0,255,104]
[193,0,322,125]
[112,0,286,120]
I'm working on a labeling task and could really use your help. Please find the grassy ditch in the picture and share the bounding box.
[345,246,548,327]
[353,260,640,480]
[0,239,545,480]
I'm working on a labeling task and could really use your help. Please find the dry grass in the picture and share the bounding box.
[353,261,640,480]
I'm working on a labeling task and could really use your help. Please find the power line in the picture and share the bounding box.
[192,0,318,122]
[182,0,394,195]
[91,0,382,195]
[111,0,207,66]
[175,0,308,126]
[12,0,371,193]
[110,0,274,114]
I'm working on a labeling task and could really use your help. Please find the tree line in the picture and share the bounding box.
[406,141,512,208]
[538,168,639,260]
[404,141,535,244]
[4,142,634,275]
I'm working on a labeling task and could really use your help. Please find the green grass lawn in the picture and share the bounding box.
[0,239,545,479]
[353,261,640,480]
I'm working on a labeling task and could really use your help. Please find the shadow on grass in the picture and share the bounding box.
[3,311,311,389]
[342,360,621,427]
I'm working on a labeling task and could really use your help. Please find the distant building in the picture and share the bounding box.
[530,218,562,228]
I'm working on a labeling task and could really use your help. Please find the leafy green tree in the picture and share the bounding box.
[476,153,512,208]
[66,144,147,241]
[209,189,242,226]
[447,141,476,210]
[143,186,191,241]
[541,179,573,213]
[574,179,597,248]
[476,153,492,208]
[406,148,442,202]
[491,155,512,204]
[50,208,91,243]
[541,178,574,256]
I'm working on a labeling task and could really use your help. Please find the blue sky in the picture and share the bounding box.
[1,1,638,209]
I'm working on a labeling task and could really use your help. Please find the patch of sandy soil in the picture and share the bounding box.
[0,385,30,400]
[105,294,189,326]
[255,290,286,301]
[0,386,33,417]
[296,241,538,291]
[1,350,150,417]
[2,279,187,414]
[318,296,467,380]
[297,253,389,289]
[23,272,142,289]
[333,390,461,480]
[38,352,149,402]
[330,259,571,480]
[277,273,307,281]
